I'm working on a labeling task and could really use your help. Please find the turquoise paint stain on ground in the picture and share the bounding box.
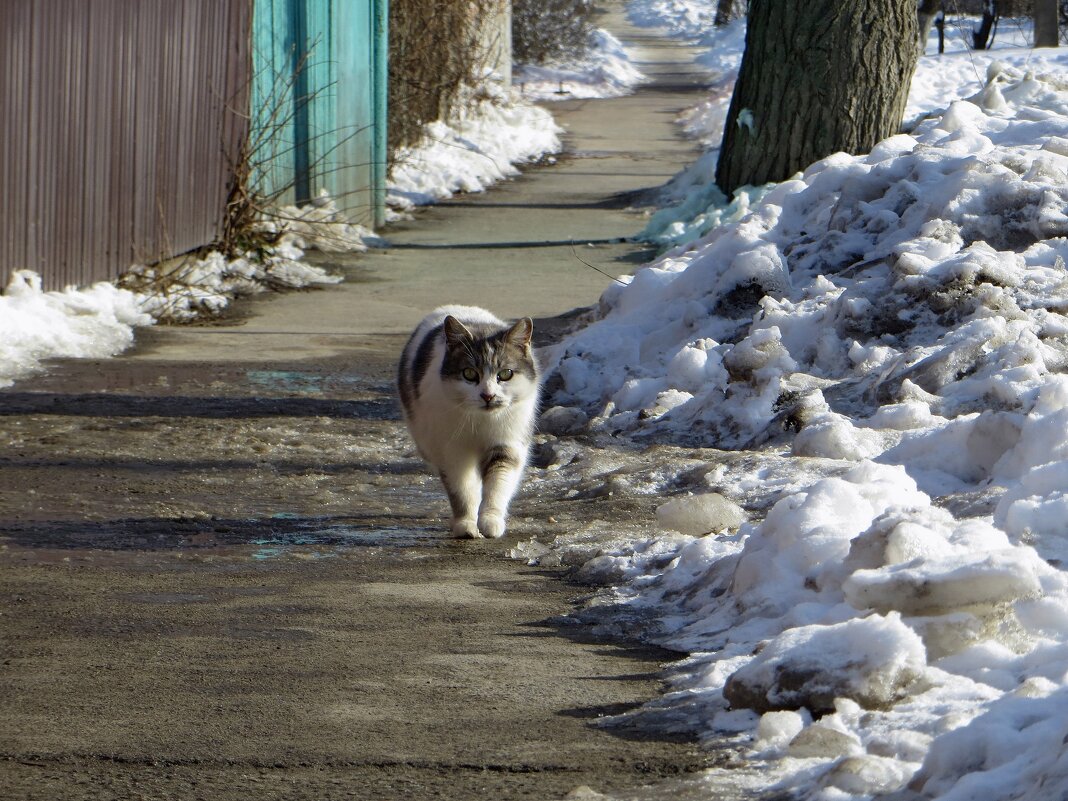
[251,523,442,559]
[246,370,368,395]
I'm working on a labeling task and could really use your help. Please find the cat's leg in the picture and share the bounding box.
[440,465,482,538]
[477,446,524,538]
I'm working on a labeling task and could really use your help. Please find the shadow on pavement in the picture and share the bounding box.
[0,392,399,420]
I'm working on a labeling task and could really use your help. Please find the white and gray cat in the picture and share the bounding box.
[398,305,540,538]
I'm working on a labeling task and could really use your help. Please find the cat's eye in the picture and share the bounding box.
[461,367,479,382]
[497,369,514,382]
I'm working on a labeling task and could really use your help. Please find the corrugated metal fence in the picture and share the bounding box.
[0,0,250,291]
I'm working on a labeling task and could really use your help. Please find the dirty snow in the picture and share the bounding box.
[514,28,644,101]
[387,26,641,210]
[387,80,562,212]
[521,7,1068,801]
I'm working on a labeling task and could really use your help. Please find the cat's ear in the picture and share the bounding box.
[443,316,472,349]
[506,317,533,349]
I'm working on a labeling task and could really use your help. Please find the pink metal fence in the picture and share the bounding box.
[1,0,250,291]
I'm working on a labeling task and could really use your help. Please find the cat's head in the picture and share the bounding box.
[440,316,539,413]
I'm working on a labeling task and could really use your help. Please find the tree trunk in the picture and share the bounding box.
[716,0,918,195]
[917,0,941,53]
[972,1,998,50]
[1034,0,1059,46]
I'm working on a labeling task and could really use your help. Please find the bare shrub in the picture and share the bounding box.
[389,0,501,159]
[715,0,748,25]
[512,0,595,66]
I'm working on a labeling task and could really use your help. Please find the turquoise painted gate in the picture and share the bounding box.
[251,0,387,228]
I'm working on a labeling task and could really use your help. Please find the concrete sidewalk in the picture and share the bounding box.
[0,6,717,801]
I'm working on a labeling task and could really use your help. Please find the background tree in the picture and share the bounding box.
[917,0,942,53]
[1035,0,1060,45]
[972,1,999,50]
[716,0,919,195]
[512,0,594,65]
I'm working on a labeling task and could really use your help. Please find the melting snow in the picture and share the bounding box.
[525,6,1068,800]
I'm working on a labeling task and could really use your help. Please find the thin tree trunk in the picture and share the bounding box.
[715,0,918,195]
[972,1,998,50]
[917,0,941,53]
[1034,0,1059,46]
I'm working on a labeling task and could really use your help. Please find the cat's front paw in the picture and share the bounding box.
[451,518,482,539]
[478,513,507,539]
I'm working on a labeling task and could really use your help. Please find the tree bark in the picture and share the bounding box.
[715,0,919,195]
[1034,0,1060,47]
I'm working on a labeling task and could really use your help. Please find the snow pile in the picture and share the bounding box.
[610,461,1068,798]
[387,81,562,212]
[559,459,1068,799]
[0,270,152,388]
[638,10,1068,250]
[534,53,1068,801]
[260,190,376,254]
[627,0,718,40]
[129,242,341,324]
[554,65,1068,455]
[126,192,357,323]
[515,28,644,101]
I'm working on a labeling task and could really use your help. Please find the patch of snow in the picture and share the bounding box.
[0,270,152,389]
[387,80,563,212]
[2,193,360,381]
[515,29,644,101]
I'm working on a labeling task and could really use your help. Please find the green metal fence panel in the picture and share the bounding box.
[334,0,374,224]
[250,0,385,228]
[250,0,300,206]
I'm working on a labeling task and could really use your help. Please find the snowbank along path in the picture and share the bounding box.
[0,5,732,801]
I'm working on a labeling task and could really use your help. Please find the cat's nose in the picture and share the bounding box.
[480,392,495,404]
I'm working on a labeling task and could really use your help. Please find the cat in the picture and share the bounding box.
[398,305,540,538]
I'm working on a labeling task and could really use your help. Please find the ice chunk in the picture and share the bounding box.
[611,377,664,412]
[755,710,806,748]
[823,754,913,794]
[666,340,728,394]
[656,493,747,535]
[842,507,958,573]
[506,538,560,567]
[844,549,1045,615]
[792,411,885,460]
[723,614,926,714]
[787,721,863,759]
[722,326,797,380]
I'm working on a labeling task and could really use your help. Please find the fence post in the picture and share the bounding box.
[373,0,389,228]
